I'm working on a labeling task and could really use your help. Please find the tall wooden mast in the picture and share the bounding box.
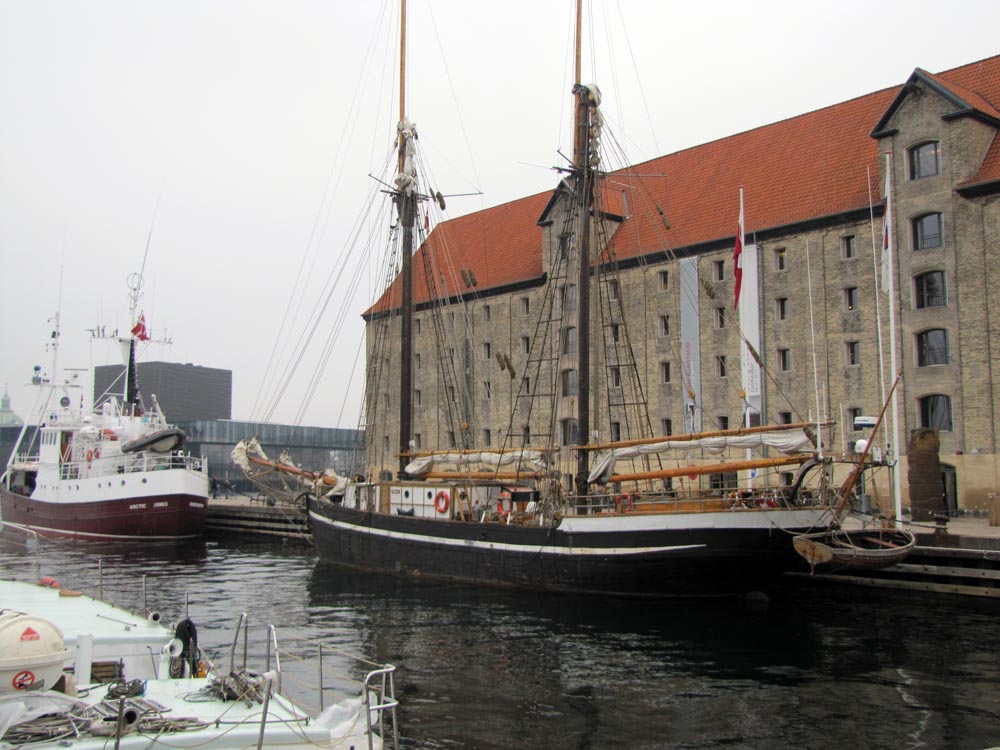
[397,0,416,477]
[573,0,595,497]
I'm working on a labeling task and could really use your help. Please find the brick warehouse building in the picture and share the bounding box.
[364,55,1000,514]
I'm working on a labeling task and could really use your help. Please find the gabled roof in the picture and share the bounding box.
[370,54,1000,315]
[872,62,1000,136]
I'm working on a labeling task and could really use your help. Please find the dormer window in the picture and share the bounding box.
[909,141,940,179]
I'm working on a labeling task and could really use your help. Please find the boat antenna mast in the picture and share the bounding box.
[572,0,601,498]
[396,0,417,479]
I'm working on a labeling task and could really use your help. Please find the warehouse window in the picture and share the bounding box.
[909,141,940,179]
[842,234,856,259]
[914,271,946,308]
[845,341,861,366]
[916,329,949,367]
[778,348,791,372]
[776,297,788,320]
[844,286,859,311]
[919,394,952,431]
[913,213,943,250]
[773,247,787,271]
[561,369,578,397]
[713,260,725,281]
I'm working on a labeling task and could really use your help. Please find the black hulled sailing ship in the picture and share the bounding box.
[298,0,843,597]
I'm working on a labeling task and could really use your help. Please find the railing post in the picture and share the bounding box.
[229,613,247,674]
[317,642,324,711]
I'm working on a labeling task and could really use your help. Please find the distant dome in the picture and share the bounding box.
[0,385,24,426]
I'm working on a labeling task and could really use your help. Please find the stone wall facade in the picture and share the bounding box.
[365,66,1000,511]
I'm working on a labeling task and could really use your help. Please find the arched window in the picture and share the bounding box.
[909,141,941,179]
[916,328,949,366]
[919,394,952,431]
[914,271,947,308]
[912,213,943,250]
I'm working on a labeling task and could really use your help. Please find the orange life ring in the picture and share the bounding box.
[86,449,93,464]
[434,490,450,514]
[497,497,511,517]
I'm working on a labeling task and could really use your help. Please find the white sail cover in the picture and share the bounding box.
[405,450,548,476]
[588,429,815,484]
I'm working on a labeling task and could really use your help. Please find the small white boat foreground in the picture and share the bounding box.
[0,579,178,685]
[0,579,400,750]
[1,670,396,750]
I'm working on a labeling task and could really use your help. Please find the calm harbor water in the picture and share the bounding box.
[2,532,999,749]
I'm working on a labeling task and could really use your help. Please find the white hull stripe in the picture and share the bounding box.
[308,511,706,556]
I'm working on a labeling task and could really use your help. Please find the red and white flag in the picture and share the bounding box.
[733,189,745,310]
[131,312,149,341]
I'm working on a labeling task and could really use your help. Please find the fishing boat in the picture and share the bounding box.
[0,576,400,750]
[237,0,847,599]
[0,273,209,541]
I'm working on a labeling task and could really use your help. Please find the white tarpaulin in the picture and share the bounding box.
[588,429,814,483]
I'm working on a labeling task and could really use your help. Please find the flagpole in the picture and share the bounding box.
[883,151,904,525]
[867,166,888,417]
[805,239,824,459]
[734,188,751,486]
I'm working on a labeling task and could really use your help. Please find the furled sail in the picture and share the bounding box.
[588,428,815,484]
[404,449,549,476]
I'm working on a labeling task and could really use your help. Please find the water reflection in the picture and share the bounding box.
[2,532,1000,749]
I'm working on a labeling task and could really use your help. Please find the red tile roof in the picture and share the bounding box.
[961,133,1000,190]
[370,54,1000,314]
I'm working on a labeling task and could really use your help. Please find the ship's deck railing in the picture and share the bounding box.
[559,486,831,516]
[216,613,400,750]
[37,451,205,480]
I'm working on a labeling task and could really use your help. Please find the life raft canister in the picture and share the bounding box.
[434,490,450,514]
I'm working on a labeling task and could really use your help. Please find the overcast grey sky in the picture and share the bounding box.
[1,0,996,429]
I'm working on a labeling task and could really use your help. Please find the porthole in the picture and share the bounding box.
[142,478,148,483]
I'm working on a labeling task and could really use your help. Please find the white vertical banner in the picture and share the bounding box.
[679,257,702,434]
[738,242,762,423]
